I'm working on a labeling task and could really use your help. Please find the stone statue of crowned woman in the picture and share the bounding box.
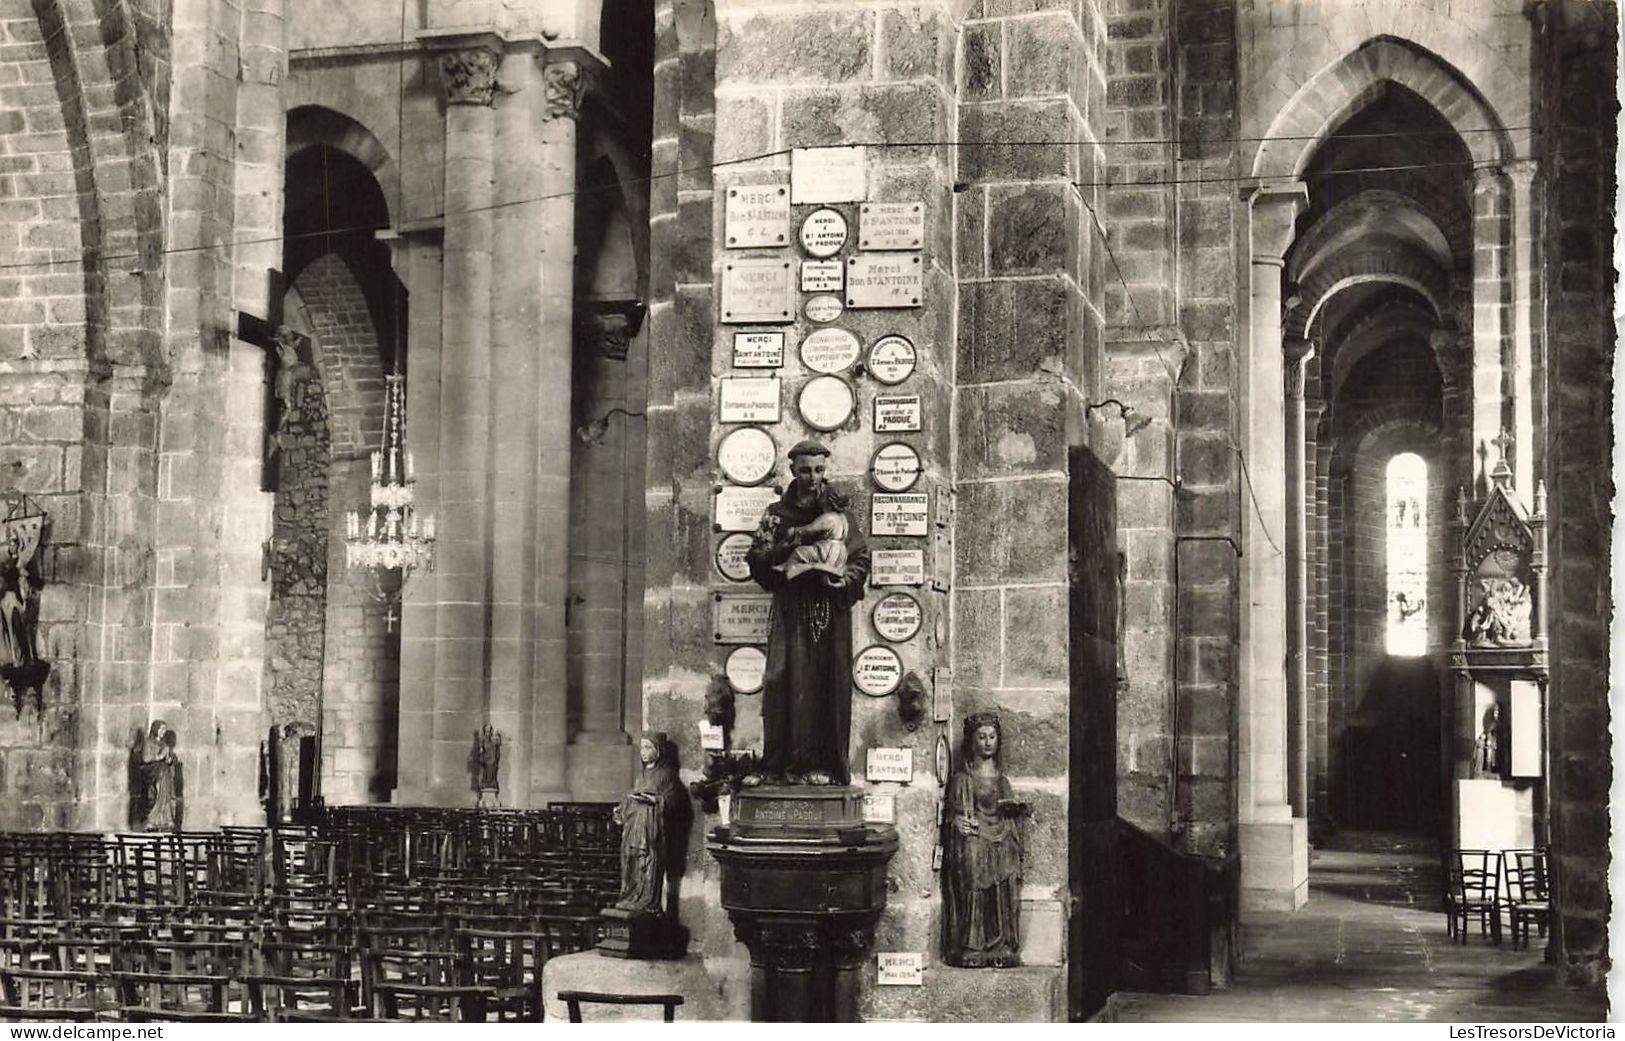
[942,711,1030,968]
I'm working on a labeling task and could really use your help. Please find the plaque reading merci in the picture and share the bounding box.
[865,747,913,783]
[876,952,924,986]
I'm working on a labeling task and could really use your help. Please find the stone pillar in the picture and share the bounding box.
[1505,159,1538,496]
[1468,165,1508,491]
[1282,338,1312,820]
[1239,183,1307,911]
[1307,398,1331,834]
[397,42,498,804]
[539,60,633,803]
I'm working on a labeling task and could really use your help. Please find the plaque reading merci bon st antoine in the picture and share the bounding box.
[713,592,773,644]
[724,184,790,248]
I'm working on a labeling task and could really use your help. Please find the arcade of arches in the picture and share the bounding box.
[0,0,1611,1019]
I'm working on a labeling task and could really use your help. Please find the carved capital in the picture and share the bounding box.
[1283,338,1314,399]
[1469,165,1503,197]
[577,312,632,360]
[544,61,588,120]
[1248,182,1309,262]
[440,48,500,106]
[1503,158,1539,192]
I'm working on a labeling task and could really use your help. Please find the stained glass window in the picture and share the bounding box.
[1385,452,1428,655]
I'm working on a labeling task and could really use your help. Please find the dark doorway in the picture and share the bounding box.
[1067,446,1119,1020]
[1341,655,1443,831]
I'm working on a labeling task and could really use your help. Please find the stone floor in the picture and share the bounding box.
[1109,830,1610,1022]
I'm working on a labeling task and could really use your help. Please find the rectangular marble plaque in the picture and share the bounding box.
[932,664,953,722]
[714,485,779,532]
[1510,680,1541,777]
[873,393,922,432]
[872,492,929,537]
[732,331,786,368]
[877,952,924,986]
[871,548,925,586]
[865,747,913,783]
[714,592,773,644]
[719,376,781,423]
[699,721,726,750]
[724,184,791,248]
[862,793,896,824]
[846,253,923,309]
[721,258,795,324]
[791,146,866,204]
[859,202,925,250]
[800,259,843,293]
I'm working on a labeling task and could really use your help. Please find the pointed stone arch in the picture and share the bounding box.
[1251,37,1513,182]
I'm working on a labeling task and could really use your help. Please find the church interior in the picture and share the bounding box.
[0,0,1612,1022]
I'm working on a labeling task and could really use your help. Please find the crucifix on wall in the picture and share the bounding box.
[235,269,312,493]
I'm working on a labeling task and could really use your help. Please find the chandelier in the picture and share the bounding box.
[345,373,434,627]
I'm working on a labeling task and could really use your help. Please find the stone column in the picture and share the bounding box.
[1468,166,1508,491]
[1239,183,1308,911]
[1505,159,1539,496]
[1283,337,1313,820]
[397,43,499,803]
[1307,398,1330,833]
[527,57,587,803]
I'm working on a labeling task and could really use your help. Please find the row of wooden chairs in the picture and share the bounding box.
[0,922,601,1021]
[1446,847,1550,949]
[0,808,626,1022]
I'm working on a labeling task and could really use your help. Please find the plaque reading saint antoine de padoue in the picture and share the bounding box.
[718,377,781,424]
[714,532,754,582]
[800,260,843,293]
[852,644,904,696]
[872,492,929,537]
[799,208,849,258]
[714,592,773,644]
[870,548,925,586]
[873,393,922,432]
[872,591,923,642]
[724,184,790,248]
[799,328,861,374]
[714,485,780,532]
[847,253,923,309]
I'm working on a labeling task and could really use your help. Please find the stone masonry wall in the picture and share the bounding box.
[0,0,172,830]
[285,255,394,805]
[262,363,328,731]
[1103,0,1243,862]
[641,0,727,984]
[1540,0,1614,988]
[957,0,1103,1010]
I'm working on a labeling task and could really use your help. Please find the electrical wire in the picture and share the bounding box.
[0,138,1600,275]
[1236,447,1284,557]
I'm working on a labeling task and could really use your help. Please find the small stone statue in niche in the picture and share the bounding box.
[1475,704,1507,778]
[942,712,1030,968]
[132,720,183,832]
[600,732,692,959]
[470,725,502,806]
